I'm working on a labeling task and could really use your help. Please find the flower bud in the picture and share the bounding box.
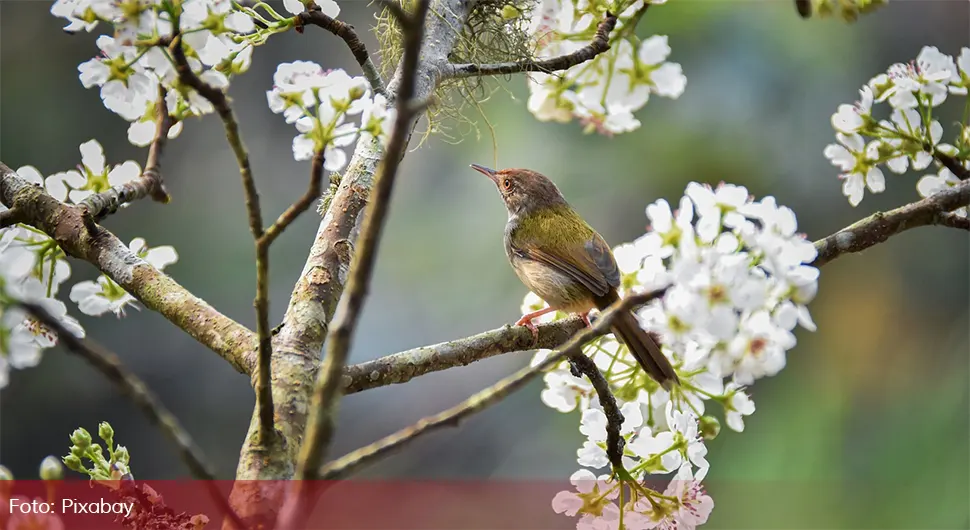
[98,422,114,443]
[62,455,84,473]
[39,456,64,481]
[70,427,92,450]
[113,446,130,465]
[348,84,366,102]
[698,415,721,440]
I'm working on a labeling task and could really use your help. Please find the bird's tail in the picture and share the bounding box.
[609,308,679,389]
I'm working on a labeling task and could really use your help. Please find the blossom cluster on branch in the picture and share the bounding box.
[528,180,818,529]
[0,141,178,388]
[524,0,686,135]
[825,46,970,208]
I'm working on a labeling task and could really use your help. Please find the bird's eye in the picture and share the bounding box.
[503,178,512,190]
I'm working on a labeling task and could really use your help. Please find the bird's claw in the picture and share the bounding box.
[515,316,540,347]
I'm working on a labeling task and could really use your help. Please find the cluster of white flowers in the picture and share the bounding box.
[50,0,343,147]
[825,46,969,208]
[266,62,395,169]
[528,182,819,529]
[523,0,685,135]
[0,141,178,390]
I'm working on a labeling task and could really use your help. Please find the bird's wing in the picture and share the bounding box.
[513,232,619,297]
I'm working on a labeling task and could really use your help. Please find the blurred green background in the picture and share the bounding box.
[1,1,968,528]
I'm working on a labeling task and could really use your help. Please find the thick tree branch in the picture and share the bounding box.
[228,1,478,523]
[812,179,969,267]
[78,88,174,220]
[443,12,617,79]
[17,301,245,530]
[338,181,970,393]
[295,0,431,482]
[318,289,666,479]
[295,7,385,95]
[0,162,256,373]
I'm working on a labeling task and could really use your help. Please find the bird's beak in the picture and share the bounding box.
[470,164,498,184]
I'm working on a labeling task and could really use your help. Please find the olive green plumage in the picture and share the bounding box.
[470,164,679,389]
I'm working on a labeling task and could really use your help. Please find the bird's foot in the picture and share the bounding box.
[579,311,592,328]
[515,315,541,346]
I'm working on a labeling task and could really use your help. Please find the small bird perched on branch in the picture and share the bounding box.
[470,164,679,389]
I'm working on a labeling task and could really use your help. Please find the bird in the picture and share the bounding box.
[470,164,679,389]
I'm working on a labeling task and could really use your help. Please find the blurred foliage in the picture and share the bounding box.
[1,1,967,528]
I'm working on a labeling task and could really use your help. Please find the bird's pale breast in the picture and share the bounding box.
[509,254,596,313]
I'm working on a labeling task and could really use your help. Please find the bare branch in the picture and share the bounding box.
[17,301,246,530]
[0,162,256,373]
[0,206,25,228]
[259,151,326,248]
[296,8,385,95]
[935,151,970,181]
[938,211,970,230]
[341,316,590,393]
[171,34,279,447]
[566,353,626,472]
[78,87,174,220]
[229,0,475,515]
[812,180,969,267]
[295,0,432,482]
[443,12,618,79]
[318,289,667,479]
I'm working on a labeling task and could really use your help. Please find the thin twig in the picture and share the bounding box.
[171,34,275,445]
[935,151,970,180]
[296,9,385,95]
[812,180,970,266]
[78,87,174,220]
[443,12,618,79]
[17,301,247,530]
[317,289,667,479]
[294,0,432,482]
[258,150,326,247]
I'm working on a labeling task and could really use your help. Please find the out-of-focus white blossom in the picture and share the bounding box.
[523,0,685,135]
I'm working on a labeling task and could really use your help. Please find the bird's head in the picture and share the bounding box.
[469,165,567,217]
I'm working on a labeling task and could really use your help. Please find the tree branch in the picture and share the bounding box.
[935,151,970,181]
[812,179,969,267]
[17,301,246,530]
[227,1,480,508]
[295,8,385,95]
[295,0,432,483]
[171,34,278,448]
[337,181,970,394]
[566,353,626,472]
[341,316,590,393]
[0,162,256,373]
[443,12,618,79]
[78,87,174,221]
[317,289,666,479]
